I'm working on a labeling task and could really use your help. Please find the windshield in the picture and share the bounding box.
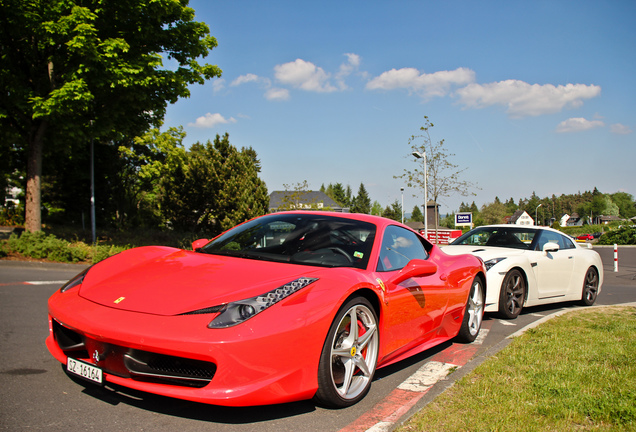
[200,214,376,269]
[450,226,537,250]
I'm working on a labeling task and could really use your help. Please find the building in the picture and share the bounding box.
[508,210,534,226]
[268,191,347,213]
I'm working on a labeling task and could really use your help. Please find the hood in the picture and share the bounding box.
[441,245,528,261]
[79,246,320,316]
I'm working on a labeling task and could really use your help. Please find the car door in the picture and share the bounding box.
[375,225,448,356]
[534,230,575,299]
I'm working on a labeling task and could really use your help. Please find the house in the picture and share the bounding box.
[566,213,585,226]
[268,191,347,213]
[598,215,622,225]
[508,210,534,226]
[560,214,570,226]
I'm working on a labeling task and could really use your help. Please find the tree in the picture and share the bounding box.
[371,201,383,216]
[279,180,312,210]
[160,133,268,235]
[409,205,423,223]
[611,192,636,219]
[0,0,221,231]
[396,116,478,238]
[382,200,402,222]
[350,183,371,214]
[480,200,508,225]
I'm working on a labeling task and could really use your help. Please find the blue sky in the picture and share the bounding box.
[162,0,635,216]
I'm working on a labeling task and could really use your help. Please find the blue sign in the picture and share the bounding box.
[455,213,472,226]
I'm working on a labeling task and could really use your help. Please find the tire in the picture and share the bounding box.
[314,297,379,408]
[498,269,526,319]
[580,267,599,306]
[456,277,485,343]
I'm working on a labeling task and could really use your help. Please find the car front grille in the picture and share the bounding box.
[52,319,216,388]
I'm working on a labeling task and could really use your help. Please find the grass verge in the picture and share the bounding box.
[397,306,636,432]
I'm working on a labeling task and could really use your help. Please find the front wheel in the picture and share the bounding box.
[498,269,526,319]
[314,297,379,408]
[580,267,599,306]
[456,277,485,343]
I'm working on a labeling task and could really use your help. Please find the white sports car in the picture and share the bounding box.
[443,225,603,319]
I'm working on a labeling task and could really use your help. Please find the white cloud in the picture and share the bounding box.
[455,80,601,117]
[366,67,475,98]
[555,117,605,133]
[265,87,290,101]
[274,59,338,92]
[231,73,269,86]
[212,79,225,93]
[335,53,361,90]
[610,123,632,135]
[188,113,237,128]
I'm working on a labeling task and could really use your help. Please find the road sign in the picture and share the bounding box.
[455,213,472,226]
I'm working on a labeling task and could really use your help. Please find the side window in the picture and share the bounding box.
[561,234,575,249]
[376,226,428,272]
[536,230,564,251]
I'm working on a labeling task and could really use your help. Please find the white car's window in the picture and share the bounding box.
[376,226,428,272]
[536,230,565,251]
[450,227,536,250]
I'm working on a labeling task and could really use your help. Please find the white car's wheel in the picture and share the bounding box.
[580,267,599,306]
[498,269,526,319]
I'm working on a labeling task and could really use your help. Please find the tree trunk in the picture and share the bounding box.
[24,120,47,232]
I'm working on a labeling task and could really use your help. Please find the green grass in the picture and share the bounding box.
[397,307,636,432]
[1,226,203,264]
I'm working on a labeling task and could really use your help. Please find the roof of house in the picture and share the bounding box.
[268,190,341,210]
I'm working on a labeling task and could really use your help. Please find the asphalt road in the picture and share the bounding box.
[1,245,634,432]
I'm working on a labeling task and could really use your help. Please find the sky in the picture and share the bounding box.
[161,0,636,216]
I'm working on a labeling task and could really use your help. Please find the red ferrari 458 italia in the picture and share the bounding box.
[47,212,486,408]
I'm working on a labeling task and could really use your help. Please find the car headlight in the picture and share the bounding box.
[60,267,91,293]
[207,277,319,328]
[484,257,506,271]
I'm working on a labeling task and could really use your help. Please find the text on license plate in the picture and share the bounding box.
[67,358,103,384]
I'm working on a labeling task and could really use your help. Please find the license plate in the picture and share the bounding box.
[67,358,103,385]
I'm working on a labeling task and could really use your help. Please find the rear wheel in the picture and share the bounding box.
[580,267,599,306]
[314,297,379,408]
[456,277,485,343]
[498,269,526,319]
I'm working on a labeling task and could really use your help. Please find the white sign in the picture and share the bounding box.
[455,212,472,226]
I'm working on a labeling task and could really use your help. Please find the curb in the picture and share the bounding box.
[388,302,636,432]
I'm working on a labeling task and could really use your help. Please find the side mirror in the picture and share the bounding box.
[192,239,209,251]
[542,242,560,253]
[389,259,438,285]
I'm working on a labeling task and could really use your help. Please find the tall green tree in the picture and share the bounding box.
[160,133,268,235]
[409,204,423,223]
[350,183,371,214]
[382,200,402,222]
[0,0,221,231]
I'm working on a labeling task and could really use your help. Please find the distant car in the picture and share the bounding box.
[46,211,485,408]
[577,234,594,241]
[443,225,603,319]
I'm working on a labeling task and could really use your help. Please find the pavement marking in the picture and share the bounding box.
[498,319,517,326]
[0,280,67,286]
[340,323,492,432]
[398,361,457,392]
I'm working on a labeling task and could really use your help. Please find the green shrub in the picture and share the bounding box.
[598,226,636,245]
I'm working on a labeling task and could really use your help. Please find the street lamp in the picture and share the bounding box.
[535,203,542,226]
[412,151,427,238]
[400,187,404,224]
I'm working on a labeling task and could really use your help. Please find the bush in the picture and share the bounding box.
[598,226,636,245]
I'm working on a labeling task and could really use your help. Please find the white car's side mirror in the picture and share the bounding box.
[542,242,560,253]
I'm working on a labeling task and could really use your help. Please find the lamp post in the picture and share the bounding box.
[412,151,427,238]
[401,187,404,223]
[535,203,542,227]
